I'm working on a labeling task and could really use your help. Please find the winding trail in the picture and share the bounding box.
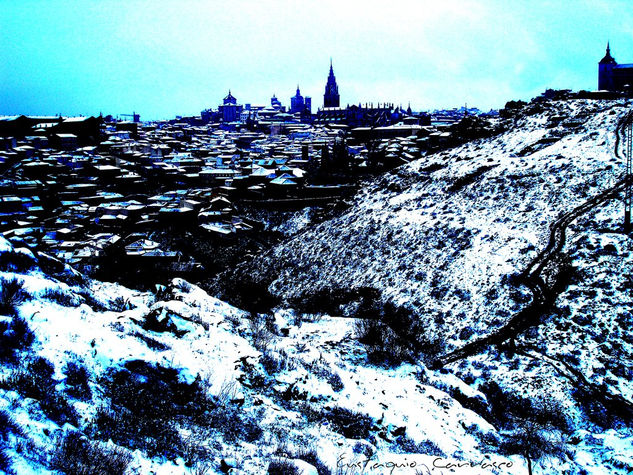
[436,111,633,368]
[429,110,633,421]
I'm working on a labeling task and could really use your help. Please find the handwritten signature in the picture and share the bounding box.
[337,454,514,474]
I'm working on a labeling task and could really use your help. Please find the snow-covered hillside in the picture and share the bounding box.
[2,97,633,475]
[0,236,521,474]
[224,97,633,472]
[239,100,627,343]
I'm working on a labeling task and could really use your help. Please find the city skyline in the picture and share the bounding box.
[1,0,632,120]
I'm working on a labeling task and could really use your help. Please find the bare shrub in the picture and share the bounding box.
[268,458,301,475]
[0,314,34,362]
[179,430,213,468]
[396,436,444,456]
[499,421,565,475]
[41,288,81,307]
[153,284,172,302]
[249,313,275,352]
[354,318,410,367]
[0,278,26,315]
[304,356,344,392]
[64,361,92,400]
[0,448,13,475]
[91,360,262,458]
[0,357,79,427]
[52,431,132,475]
[110,296,134,312]
[324,406,373,440]
[261,347,294,374]
[354,298,446,367]
[480,381,569,474]
[293,445,332,475]
[0,409,24,440]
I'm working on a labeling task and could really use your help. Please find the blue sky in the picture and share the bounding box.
[1,0,631,120]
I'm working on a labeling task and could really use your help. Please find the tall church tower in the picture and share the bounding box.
[599,42,617,91]
[324,60,340,108]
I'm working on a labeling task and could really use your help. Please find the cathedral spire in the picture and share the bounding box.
[324,59,340,108]
[600,41,616,64]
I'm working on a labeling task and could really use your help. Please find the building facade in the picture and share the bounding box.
[290,86,304,113]
[290,86,312,116]
[270,95,283,111]
[315,103,397,127]
[598,43,633,93]
[218,91,243,122]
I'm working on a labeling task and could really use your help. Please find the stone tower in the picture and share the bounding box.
[599,42,617,91]
[324,59,340,108]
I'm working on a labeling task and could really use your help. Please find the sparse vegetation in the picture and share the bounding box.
[0,314,34,362]
[249,312,276,352]
[0,409,23,441]
[0,249,37,273]
[131,330,171,351]
[0,357,79,427]
[0,277,26,315]
[52,431,132,475]
[64,361,92,400]
[353,298,446,367]
[293,446,332,475]
[268,457,301,475]
[110,295,134,312]
[90,360,261,460]
[304,356,344,392]
[41,287,81,307]
[479,381,570,432]
[290,286,381,317]
[261,347,294,374]
[91,361,203,458]
[324,406,374,440]
[499,421,565,475]
[217,275,280,314]
[354,318,410,366]
[142,307,186,336]
[396,436,444,456]
[75,288,110,312]
[479,381,569,474]
[0,448,13,475]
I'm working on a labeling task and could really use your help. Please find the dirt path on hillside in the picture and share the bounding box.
[437,175,630,367]
[434,110,633,419]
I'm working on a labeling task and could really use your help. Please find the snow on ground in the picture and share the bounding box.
[225,97,633,473]
[243,100,630,351]
[0,236,526,474]
[2,98,633,474]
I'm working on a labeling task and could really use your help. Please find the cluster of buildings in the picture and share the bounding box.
[0,115,353,277]
[197,61,431,130]
[0,60,502,279]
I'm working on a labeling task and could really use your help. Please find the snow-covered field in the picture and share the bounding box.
[0,238,521,474]
[1,97,633,474]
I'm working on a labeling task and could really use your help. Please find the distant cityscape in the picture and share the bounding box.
[0,45,628,284]
[193,61,486,129]
[0,61,490,284]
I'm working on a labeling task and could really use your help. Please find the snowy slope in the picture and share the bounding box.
[1,97,633,475]
[225,97,633,473]
[0,237,522,474]
[240,99,629,348]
